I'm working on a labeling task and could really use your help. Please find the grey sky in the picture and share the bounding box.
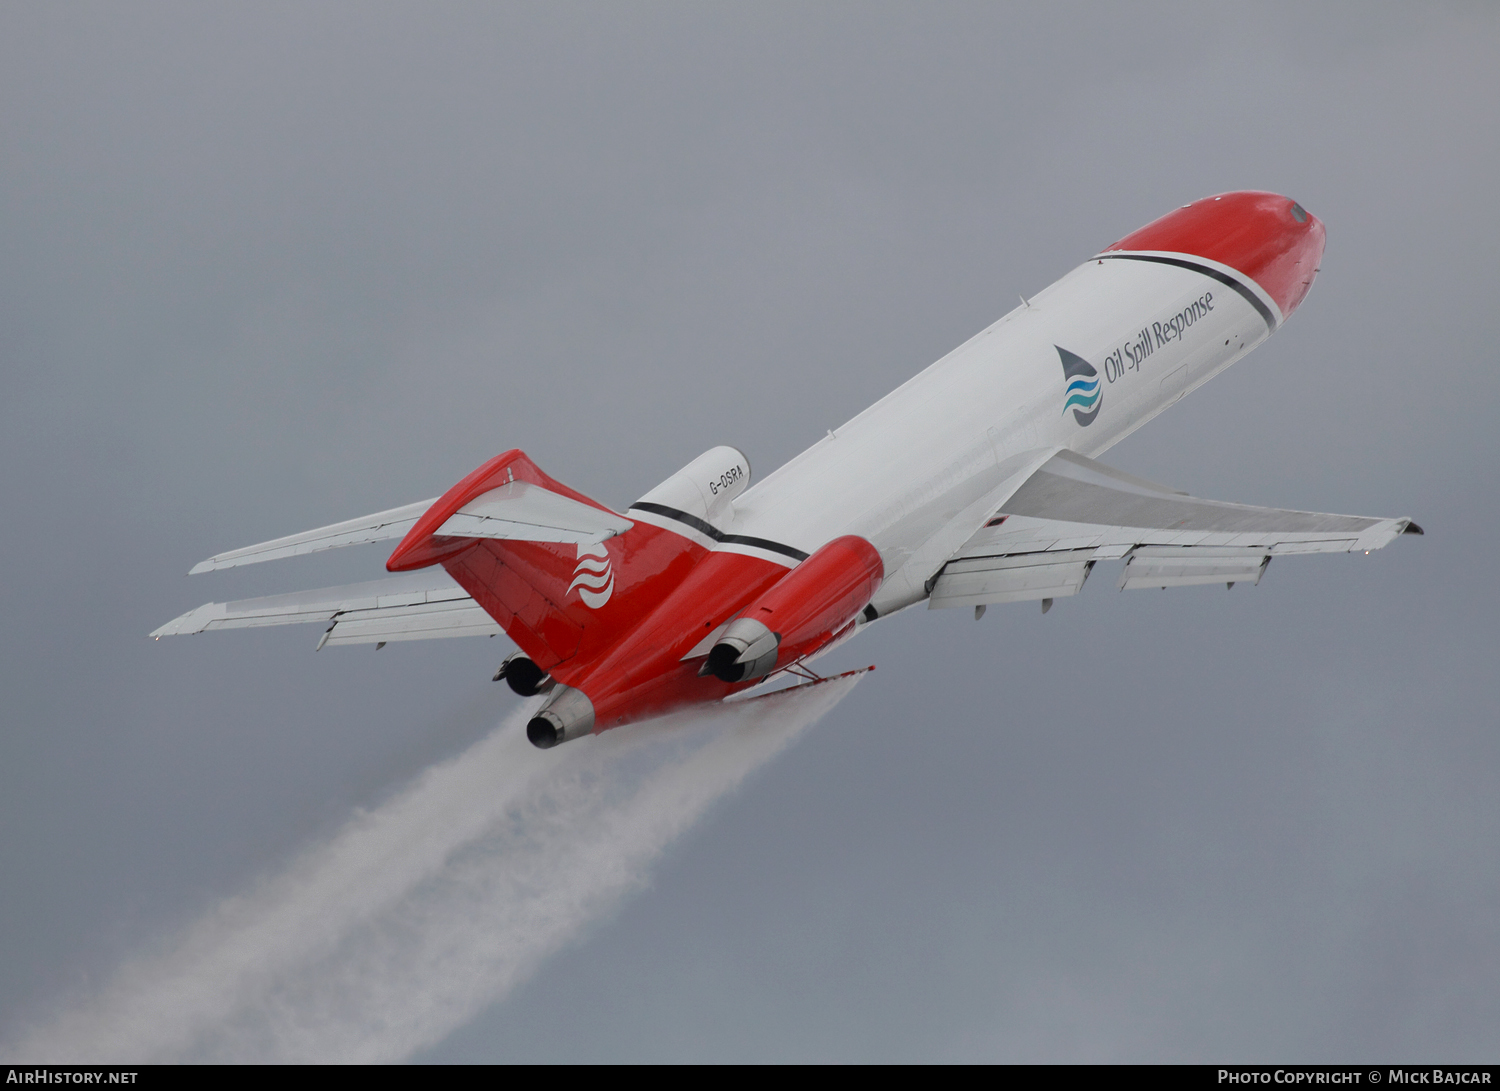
[2,2,1497,1061]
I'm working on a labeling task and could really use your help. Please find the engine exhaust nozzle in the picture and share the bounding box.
[527,685,596,748]
[703,617,781,684]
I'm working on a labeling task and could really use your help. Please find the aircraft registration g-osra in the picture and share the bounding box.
[156,191,1421,748]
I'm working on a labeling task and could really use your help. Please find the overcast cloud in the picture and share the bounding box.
[1,2,1496,1062]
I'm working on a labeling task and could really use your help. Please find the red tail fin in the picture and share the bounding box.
[386,450,707,672]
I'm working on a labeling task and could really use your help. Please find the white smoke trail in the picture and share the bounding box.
[10,676,860,1063]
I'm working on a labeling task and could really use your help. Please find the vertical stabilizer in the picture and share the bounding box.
[386,450,711,673]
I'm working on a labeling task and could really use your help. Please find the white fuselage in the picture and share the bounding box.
[724,251,1284,615]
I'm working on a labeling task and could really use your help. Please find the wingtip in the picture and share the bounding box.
[149,613,185,638]
[188,558,216,575]
[1402,521,1425,536]
[150,602,220,637]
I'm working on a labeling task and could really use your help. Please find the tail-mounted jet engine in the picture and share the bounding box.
[494,652,555,697]
[631,444,751,535]
[705,535,884,684]
[527,685,596,749]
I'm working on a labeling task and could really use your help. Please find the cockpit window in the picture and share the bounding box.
[1289,202,1308,223]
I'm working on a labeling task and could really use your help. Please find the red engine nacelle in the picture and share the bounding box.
[704,535,884,683]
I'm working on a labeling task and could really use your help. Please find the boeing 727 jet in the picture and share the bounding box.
[154,191,1421,747]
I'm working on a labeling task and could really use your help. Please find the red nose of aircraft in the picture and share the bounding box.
[1106,191,1326,322]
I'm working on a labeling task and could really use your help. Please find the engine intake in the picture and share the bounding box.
[494,652,555,697]
[632,446,751,532]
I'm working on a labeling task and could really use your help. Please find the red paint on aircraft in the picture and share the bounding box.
[1104,190,1326,319]
[737,534,884,665]
[387,448,809,726]
[564,549,795,726]
[387,449,614,573]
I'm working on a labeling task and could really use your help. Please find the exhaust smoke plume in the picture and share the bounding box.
[11,676,861,1062]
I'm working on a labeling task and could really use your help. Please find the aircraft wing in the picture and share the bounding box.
[188,500,438,574]
[188,481,633,574]
[928,449,1421,609]
[151,572,503,647]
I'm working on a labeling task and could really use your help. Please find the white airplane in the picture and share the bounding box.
[155,191,1421,747]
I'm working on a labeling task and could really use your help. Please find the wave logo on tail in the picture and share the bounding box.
[567,542,614,609]
[1057,345,1102,426]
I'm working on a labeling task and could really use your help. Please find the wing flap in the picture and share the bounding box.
[929,549,1096,609]
[319,601,502,646]
[1118,546,1269,591]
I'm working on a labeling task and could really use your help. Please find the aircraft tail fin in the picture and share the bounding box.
[386,450,700,673]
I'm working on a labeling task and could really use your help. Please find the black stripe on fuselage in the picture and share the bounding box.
[628,502,810,562]
[1098,253,1278,333]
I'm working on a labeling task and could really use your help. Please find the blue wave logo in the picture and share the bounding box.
[1057,345,1102,426]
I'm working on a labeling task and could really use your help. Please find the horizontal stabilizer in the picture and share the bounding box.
[434,480,633,545]
[386,450,634,573]
[151,572,502,647]
[190,478,634,576]
[189,499,436,574]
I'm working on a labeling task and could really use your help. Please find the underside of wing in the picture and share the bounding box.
[151,572,503,647]
[929,449,1420,609]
